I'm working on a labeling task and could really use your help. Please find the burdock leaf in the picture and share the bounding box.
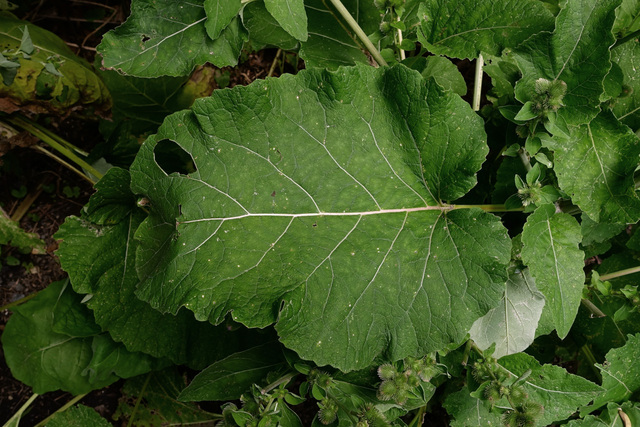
[130,64,511,371]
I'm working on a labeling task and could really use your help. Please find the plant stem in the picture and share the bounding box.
[452,204,524,212]
[6,116,101,183]
[396,16,405,61]
[4,393,38,426]
[612,28,640,49]
[599,265,640,281]
[472,54,484,111]
[580,299,606,318]
[127,373,151,427]
[268,48,282,78]
[34,393,87,427]
[262,372,297,394]
[408,405,427,427]
[9,114,89,156]
[326,0,388,66]
[0,290,39,311]
[33,145,95,184]
[518,147,532,172]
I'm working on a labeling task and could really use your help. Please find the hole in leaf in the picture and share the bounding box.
[141,35,150,42]
[153,139,197,175]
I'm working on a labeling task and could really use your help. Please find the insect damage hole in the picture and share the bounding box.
[153,139,197,175]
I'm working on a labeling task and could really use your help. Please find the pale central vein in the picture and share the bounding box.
[178,205,448,224]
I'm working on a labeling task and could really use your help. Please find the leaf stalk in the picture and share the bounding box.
[326,0,388,66]
[599,265,640,281]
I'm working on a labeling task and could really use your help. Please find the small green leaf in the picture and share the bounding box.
[443,385,503,427]
[499,352,604,425]
[178,342,287,401]
[203,0,242,39]
[18,26,34,54]
[405,55,467,96]
[514,101,539,121]
[522,204,584,338]
[586,334,640,412]
[264,0,308,41]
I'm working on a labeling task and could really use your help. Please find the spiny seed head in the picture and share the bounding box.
[377,380,397,400]
[377,364,397,380]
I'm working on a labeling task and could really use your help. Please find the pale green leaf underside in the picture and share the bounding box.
[130,64,511,371]
[98,0,245,77]
[513,0,621,126]
[521,205,584,339]
[544,111,640,224]
[469,267,545,358]
[416,0,554,59]
[264,0,308,41]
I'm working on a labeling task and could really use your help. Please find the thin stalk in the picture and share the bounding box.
[518,147,533,172]
[452,204,525,213]
[34,393,87,427]
[580,299,606,318]
[33,145,95,184]
[612,28,640,50]
[580,344,602,382]
[408,405,427,427]
[127,373,151,427]
[326,0,388,66]
[4,393,38,426]
[396,16,405,61]
[268,48,282,78]
[0,290,39,311]
[7,116,100,182]
[10,183,44,222]
[9,115,89,156]
[472,54,484,111]
[599,265,640,281]
[262,372,297,394]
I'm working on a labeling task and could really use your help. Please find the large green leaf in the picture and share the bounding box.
[499,352,604,425]
[55,168,267,369]
[98,0,246,77]
[1,280,157,394]
[613,0,640,37]
[543,111,640,224]
[513,0,621,126]
[521,204,584,339]
[130,64,511,371]
[469,267,545,358]
[416,0,554,59]
[0,15,110,115]
[300,0,380,69]
[264,0,308,41]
